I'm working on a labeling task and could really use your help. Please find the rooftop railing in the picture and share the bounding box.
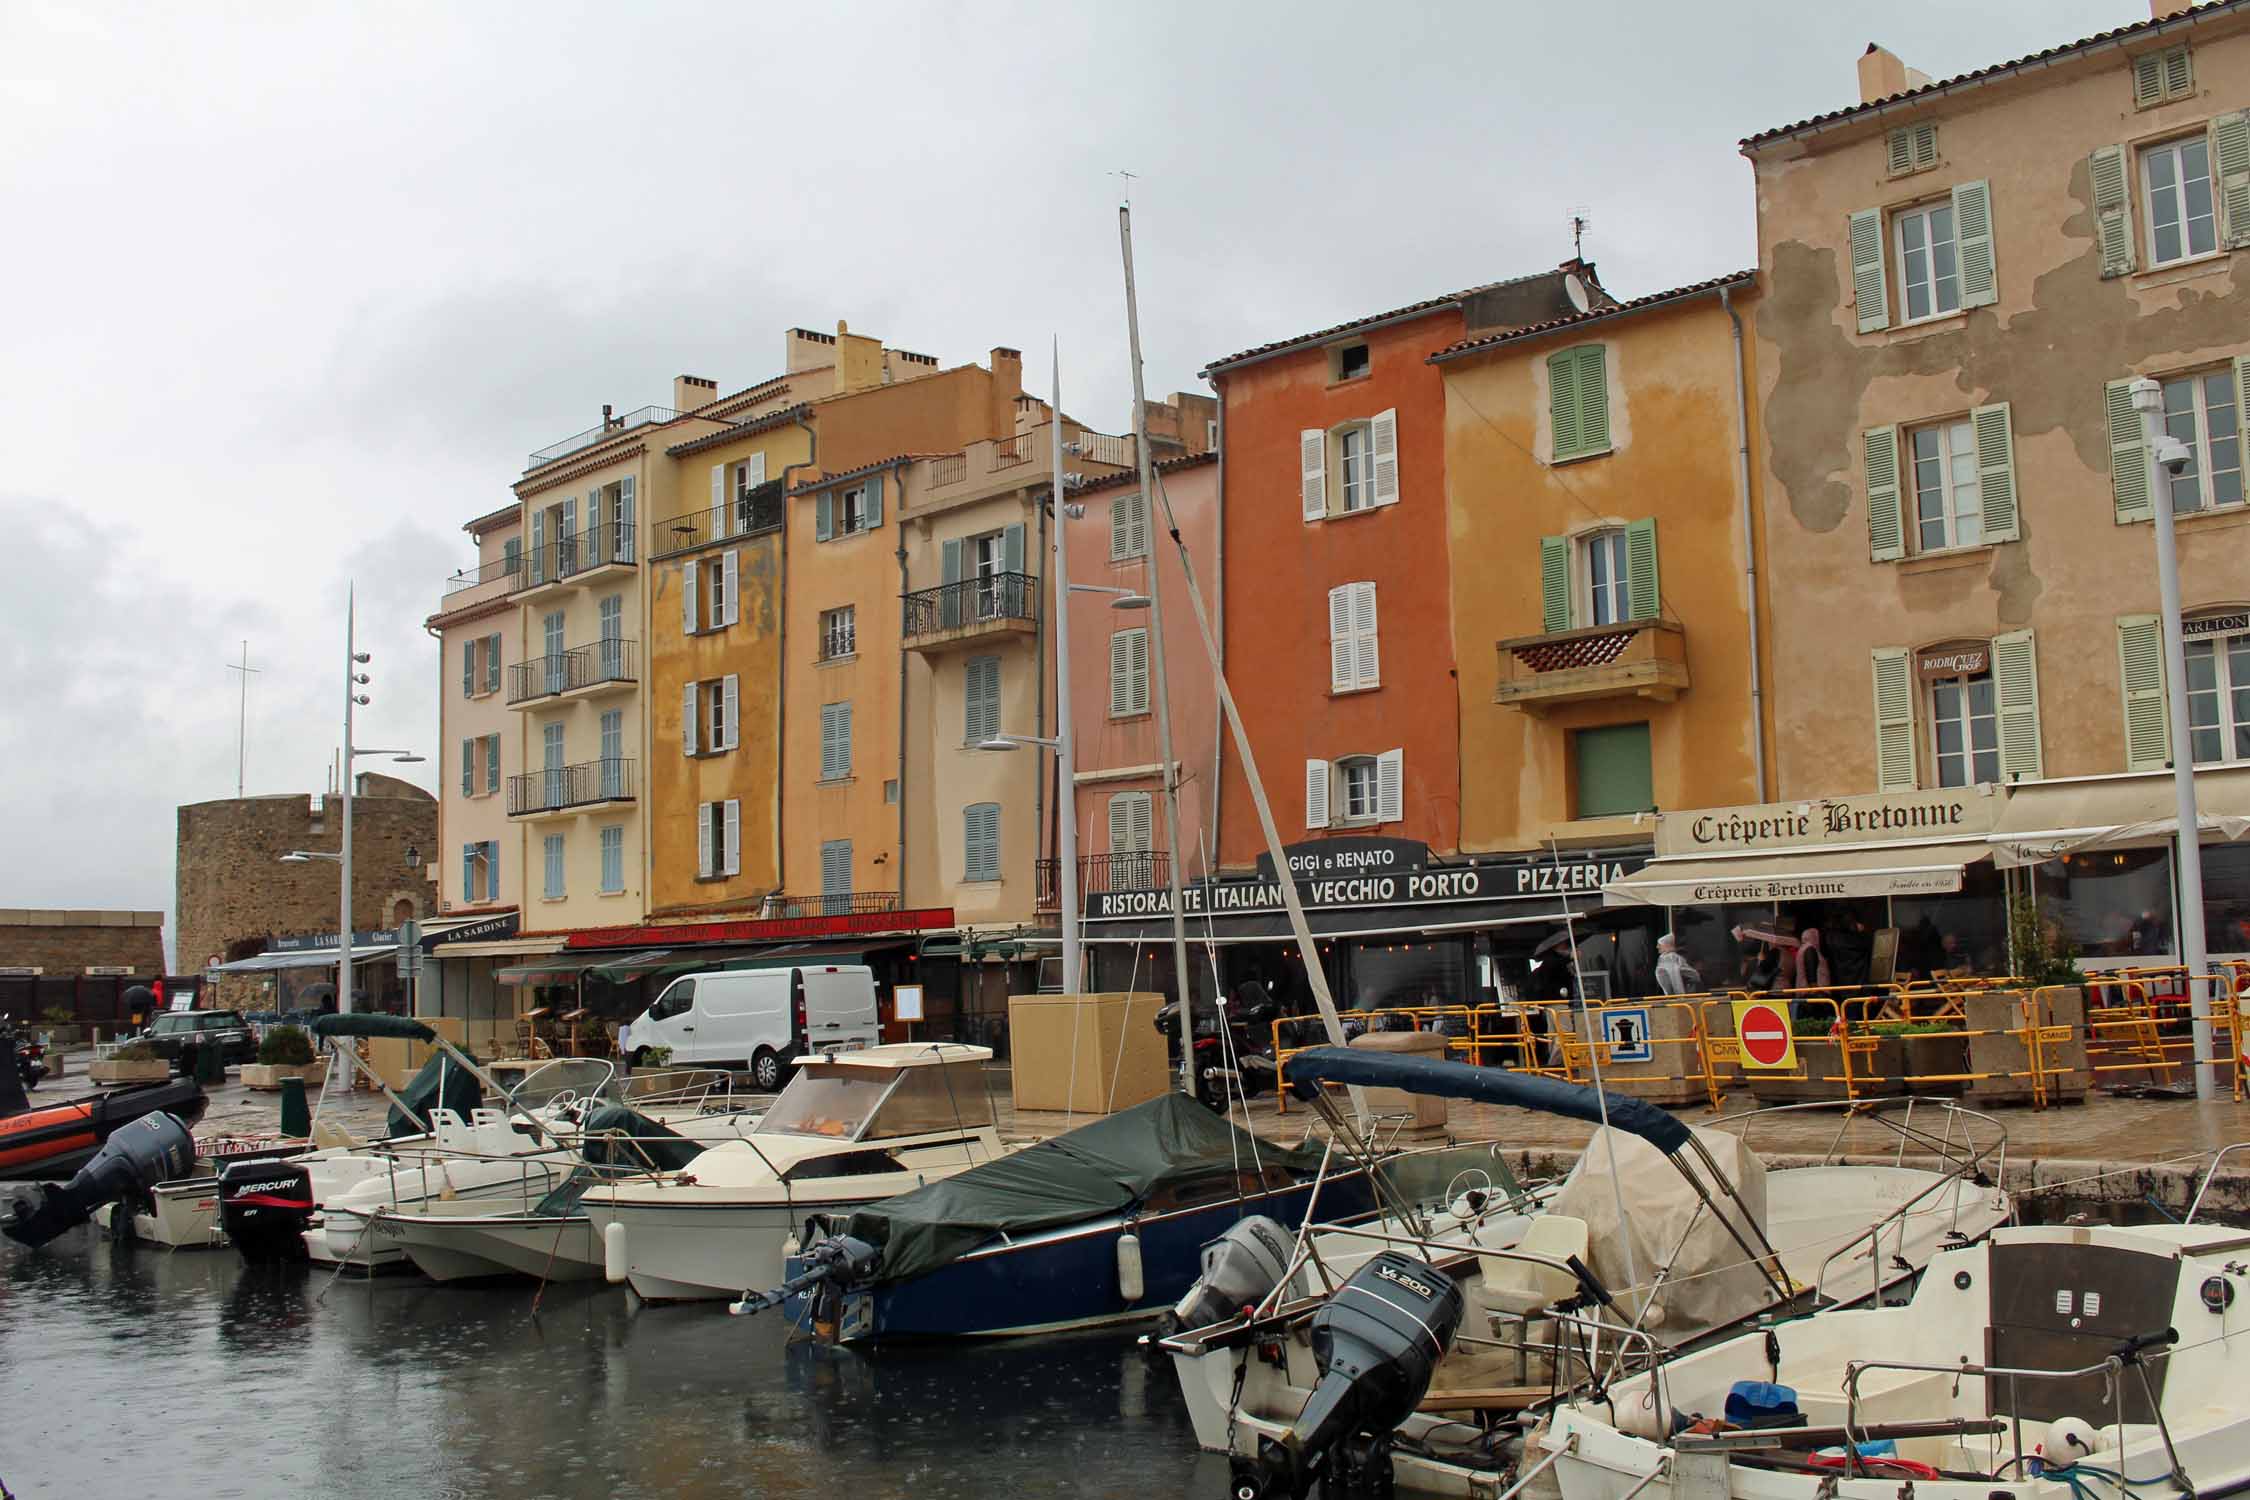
[526,406,679,471]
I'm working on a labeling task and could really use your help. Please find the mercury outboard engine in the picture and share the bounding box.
[1233,1252,1465,1500]
[1171,1215,1299,1334]
[217,1157,315,1261]
[731,1233,880,1335]
[3,1111,196,1249]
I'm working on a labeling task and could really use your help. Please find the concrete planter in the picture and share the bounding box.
[1745,1036,1905,1103]
[1898,1033,1971,1096]
[241,1062,327,1091]
[1964,987,2089,1107]
[1575,1001,1720,1107]
[89,1059,171,1085]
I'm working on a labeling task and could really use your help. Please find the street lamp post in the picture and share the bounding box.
[2128,376,2216,1102]
[324,586,423,1015]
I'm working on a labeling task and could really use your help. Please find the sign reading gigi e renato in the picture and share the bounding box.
[1656,787,2003,858]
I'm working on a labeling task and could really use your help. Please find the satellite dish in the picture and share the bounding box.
[1565,274,1591,313]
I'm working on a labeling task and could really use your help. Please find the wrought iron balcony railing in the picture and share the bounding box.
[901,571,1039,645]
[507,640,638,704]
[652,480,785,558]
[507,758,637,816]
[1035,850,1170,910]
[761,891,904,919]
[519,521,636,588]
[442,552,526,597]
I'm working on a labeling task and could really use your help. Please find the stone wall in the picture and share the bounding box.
[176,780,439,981]
[0,910,165,975]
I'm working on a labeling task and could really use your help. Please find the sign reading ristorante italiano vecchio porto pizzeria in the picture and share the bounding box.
[1654,787,2003,860]
[1087,840,1643,921]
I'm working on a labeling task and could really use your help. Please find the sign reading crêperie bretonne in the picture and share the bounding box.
[1655,788,2004,860]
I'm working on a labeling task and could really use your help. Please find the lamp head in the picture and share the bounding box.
[2128,376,2163,418]
[976,737,1021,753]
[1112,594,1152,611]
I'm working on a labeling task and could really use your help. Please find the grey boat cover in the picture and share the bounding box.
[385,1047,484,1139]
[534,1105,702,1216]
[828,1092,1326,1285]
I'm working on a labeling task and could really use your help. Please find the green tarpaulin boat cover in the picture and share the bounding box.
[830,1092,1326,1286]
[312,1014,437,1043]
[534,1105,702,1216]
[386,1047,484,1138]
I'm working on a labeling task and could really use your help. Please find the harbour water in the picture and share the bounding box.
[0,1227,1225,1498]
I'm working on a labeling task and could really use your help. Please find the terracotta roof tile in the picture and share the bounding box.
[1428,270,1758,362]
[1203,263,1604,374]
[1065,449,1218,498]
[664,404,813,459]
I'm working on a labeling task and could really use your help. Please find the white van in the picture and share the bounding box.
[620,965,881,1090]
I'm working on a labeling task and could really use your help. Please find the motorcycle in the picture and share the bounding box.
[1152,983,1283,1111]
[6,1020,47,1092]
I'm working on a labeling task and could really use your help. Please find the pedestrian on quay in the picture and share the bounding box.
[1654,934,1702,995]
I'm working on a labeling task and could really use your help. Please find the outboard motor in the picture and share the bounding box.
[731,1233,880,1337]
[1171,1215,1299,1334]
[217,1157,315,1261]
[3,1111,196,1249]
[1234,1252,1465,1500]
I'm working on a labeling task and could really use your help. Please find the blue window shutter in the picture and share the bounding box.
[1003,523,1025,575]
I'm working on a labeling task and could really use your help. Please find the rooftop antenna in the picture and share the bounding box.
[226,640,260,798]
[1571,212,1590,260]
[1113,168,1137,209]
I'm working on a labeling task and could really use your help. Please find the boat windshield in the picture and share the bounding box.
[754,1072,892,1140]
[753,1061,994,1141]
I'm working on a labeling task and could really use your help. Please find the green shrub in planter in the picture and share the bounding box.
[111,1040,157,1062]
[258,1026,315,1067]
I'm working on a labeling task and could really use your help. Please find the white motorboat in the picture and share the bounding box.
[1164,1048,2015,1497]
[582,1043,1007,1303]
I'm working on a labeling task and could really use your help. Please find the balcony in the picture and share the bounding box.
[513,521,637,599]
[761,891,903,919]
[919,424,1137,505]
[436,552,525,616]
[1494,619,1689,715]
[1035,850,1171,912]
[507,758,637,818]
[652,481,784,560]
[902,572,1039,652]
[526,406,678,472]
[507,640,638,707]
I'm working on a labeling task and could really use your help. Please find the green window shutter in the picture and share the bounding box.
[1548,349,1582,459]
[2106,379,2153,524]
[485,633,501,694]
[462,641,474,698]
[939,537,964,628]
[1971,402,2019,542]
[1991,629,2044,782]
[1954,180,1997,308]
[2213,111,2250,250]
[1575,346,1610,456]
[1863,425,1905,561]
[1624,518,1659,621]
[1871,648,1917,791]
[1848,207,1890,332]
[815,491,834,542]
[1539,535,1571,633]
[1571,723,1653,818]
[2117,615,2171,771]
[486,733,500,795]
[2090,146,2137,278]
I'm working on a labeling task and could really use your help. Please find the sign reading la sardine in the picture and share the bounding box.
[1657,788,2002,859]
[1087,847,1642,921]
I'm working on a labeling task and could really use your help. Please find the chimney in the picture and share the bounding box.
[601,402,614,429]
[1857,43,1924,103]
[673,374,719,413]
[834,319,884,392]
[988,347,1023,439]
[2150,0,2195,16]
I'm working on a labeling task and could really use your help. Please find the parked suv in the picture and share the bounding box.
[139,1009,257,1072]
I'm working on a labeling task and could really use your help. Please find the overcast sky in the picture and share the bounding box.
[0,0,2126,956]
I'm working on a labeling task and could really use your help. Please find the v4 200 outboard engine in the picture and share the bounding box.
[3,1111,196,1249]
[1233,1251,1465,1500]
[217,1157,315,1261]
[1171,1215,1299,1335]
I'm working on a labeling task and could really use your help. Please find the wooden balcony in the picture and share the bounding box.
[1494,619,1688,715]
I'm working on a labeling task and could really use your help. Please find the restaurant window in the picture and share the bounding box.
[2034,848,2176,960]
[1893,862,2009,979]
[2185,619,2250,764]
[1350,939,1470,1014]
[2206,843,2250,954]
[2160,367,2244,515]
[1572,722,1652,818]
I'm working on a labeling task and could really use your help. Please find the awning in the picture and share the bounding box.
[1989,765,2250,867]
[436,937,567,960]
[579,948,677,983]
[214,941,402,973]
[1602,842,1990,907]
[496,952,616,986]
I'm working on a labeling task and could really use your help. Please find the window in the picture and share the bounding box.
[1327,582,1379,692]
[1886,121,1938,177]
[1109,628,1149,716]
[883,778,900,804]
[971,529,1008,617]
[839,485,871,534]
[2160,367,2243,513]
[696,800,739,879]
[542,834,565,901]
[820,605,856,661]
[1108,791,1153,853]
[1585,530,1631,627]
[1205,418,1220,450]
[963,805,1000,882]
[682,551,737,635]
[684,677,737,756]
[2185,625,2250,764]
[733,452,769,532]
[818,476,883,540]
[2132,44,2194,109]
[1548,345,1611,461]
[820,701,852,780]
[1110,491,1148,561]
[462,635,503,698]
[1299,410,1398,521]
[821,839,854,899]
[964,655,1000,744]
[1572,723,1654,818]
[502,537,523,576]
[1930,669,2000,788]
[1909,418,1982,550]
[1894,200,1960,322]
[484,733,500,796]
[1331,342,1370,382]
[462,840,499,901]
[599,825,624,894]
[2143,136,2217,267]
[1305,749,1402,829]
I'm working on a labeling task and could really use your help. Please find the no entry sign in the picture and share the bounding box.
[1732,999,1797,1070]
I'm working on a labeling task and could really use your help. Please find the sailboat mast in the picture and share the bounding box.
[1049,344,1083,994]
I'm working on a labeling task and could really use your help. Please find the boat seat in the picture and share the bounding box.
[470,1107,521,1157]
[1476,1215,1588,1383]
[311,1120,361,1150]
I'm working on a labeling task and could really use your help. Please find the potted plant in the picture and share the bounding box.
[242,1026,326,1090]
[89,1039,170,1085]
[1963,897,2091,1106]
[41,1005,77,1047]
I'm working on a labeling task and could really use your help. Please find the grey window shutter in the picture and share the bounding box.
[2213,112,2250,249]
[723,800,740,877]
[1110,631,1132,715]
[1972,403,2020,542]
[1370,407,1400,505]
[1109,793,1133,852]
[1848,208,1890,332]
[1304,760,1330,830]
[710,464,726,535]
[617,475,636,561]
[485,634,501,694]
[1003,522,1025,575]
[530,508,546,582]
[1129,628,1149,712]
[681,681,698,756]
[2090,145,2137,278]
[1953,180,1997,308]
[722,674,739,750]
[1624,518,1660,621]
[697,801,713,879]
[866,472,884,529]
[1376,749,1404,824]
[1871,648,1917,791]
[940,537,964,627]
[1352,582,1379,689]
[1301,429,1327,522]
[1887,127,1914,176]
[2106,379,2154,524]
[1328,586,1354,692]
[1864,425,1906,561]
[1539,535,1571,632]
[2117,615,2171,770]
[1991,629,2044,782]
[1130,791,1152,851]
[560,496,577,546]
[722,549,739,627]
[681,559,698,635]
[816,491,834,543]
